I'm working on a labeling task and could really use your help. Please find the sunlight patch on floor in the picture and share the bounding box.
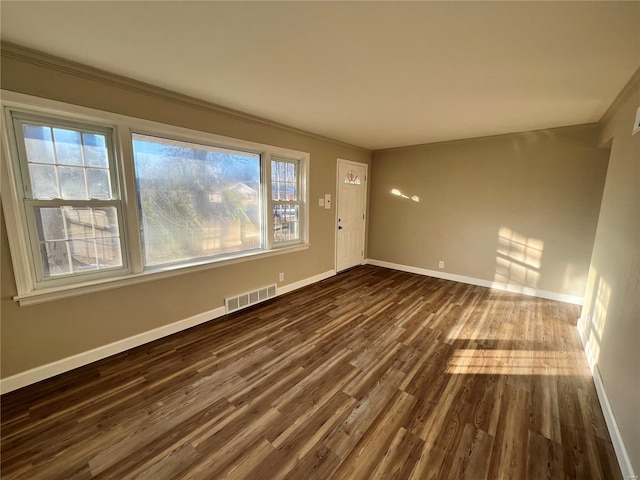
[446,348,590,376]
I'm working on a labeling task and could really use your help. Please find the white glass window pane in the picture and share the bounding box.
[272,160,298,201]
[286,162,295,183]
[272,161,283,184]
[37,207,65,241]
[65,208,93,238]
[132,134,261,266]
[34,206,123,278]
[42,241,71,276]
[273,204,299,242]
[87,168,111,199]
[28,164,59,199]
[53,128,83,165]
[96,236,123,269]
[59,166,87,199]
[279,183,288,201]
[82,133,108,167]
[23,124,116,204]
[93,207,120,236]
[288,182,297,200]
[23,124,55,164]
[70,239,98,272]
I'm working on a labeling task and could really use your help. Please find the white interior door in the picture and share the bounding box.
[336,160,367,272]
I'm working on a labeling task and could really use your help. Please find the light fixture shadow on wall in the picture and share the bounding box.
[391,188,419,202]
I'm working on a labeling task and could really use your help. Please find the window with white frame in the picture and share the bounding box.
[271,157,301,243]
[9,113,126,284]
[131,133,262,267]
[2,94,309,302]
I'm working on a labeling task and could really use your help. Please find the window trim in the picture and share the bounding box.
[9,112,130,287]
[271,156,304,246]
[130,130,266,267]
[1,91,310,305]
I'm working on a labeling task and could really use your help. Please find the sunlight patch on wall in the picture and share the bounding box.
[446,348,591,376]
[593,276,610,339]
[562,263,586,297]
[581,271,611,367]
[494,227,544,288]
[391,188,419,202]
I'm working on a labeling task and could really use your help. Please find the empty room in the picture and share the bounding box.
[1,2,638,479]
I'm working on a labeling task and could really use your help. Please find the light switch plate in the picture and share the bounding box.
[324,194,331,210]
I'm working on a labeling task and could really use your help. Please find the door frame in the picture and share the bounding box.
[335,158,369,272]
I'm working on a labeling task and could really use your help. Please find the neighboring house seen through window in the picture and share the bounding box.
[10,113,126,284]
[132,134,262,267]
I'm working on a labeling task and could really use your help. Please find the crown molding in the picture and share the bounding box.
[0,42,369,153]
[373,122,601,155]
[599,66,640,128]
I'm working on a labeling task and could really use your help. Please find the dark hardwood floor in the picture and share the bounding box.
[1,265,622,479]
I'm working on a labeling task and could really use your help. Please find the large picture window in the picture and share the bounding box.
[132,134,261,267]
[2,94,309,303]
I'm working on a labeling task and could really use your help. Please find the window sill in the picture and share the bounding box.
[13,243,310,306]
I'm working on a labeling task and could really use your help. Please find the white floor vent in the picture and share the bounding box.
[225,284,277,314]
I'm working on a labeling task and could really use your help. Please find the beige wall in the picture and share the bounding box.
[580,71,640,474]
[0,48,371,378]
[368,125,609,297]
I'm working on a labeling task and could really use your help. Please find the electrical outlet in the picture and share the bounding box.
[279,272,284,282]
[438,260,444,269]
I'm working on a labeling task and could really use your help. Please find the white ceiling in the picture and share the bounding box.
[1,1,639,150]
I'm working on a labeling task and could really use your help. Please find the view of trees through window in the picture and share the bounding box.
[132,134,261,266]
[7,105,308,292]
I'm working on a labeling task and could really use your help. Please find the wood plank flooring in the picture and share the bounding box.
[1,265,622,479]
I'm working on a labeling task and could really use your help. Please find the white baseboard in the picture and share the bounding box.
[278,269,336,295]
[0,269,336,395]
[365,259,583,305]
[577,321,638,480]
[0,306,226,395]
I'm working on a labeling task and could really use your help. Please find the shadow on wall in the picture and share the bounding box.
[494,227,544,290]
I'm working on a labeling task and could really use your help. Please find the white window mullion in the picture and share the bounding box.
[49,127,63,200]
[263,152,273,251]
[116,125,144,274]
[61,206,73,275]
[80,132,91,200]
[90,208,100,268]
[116,124,144,273]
